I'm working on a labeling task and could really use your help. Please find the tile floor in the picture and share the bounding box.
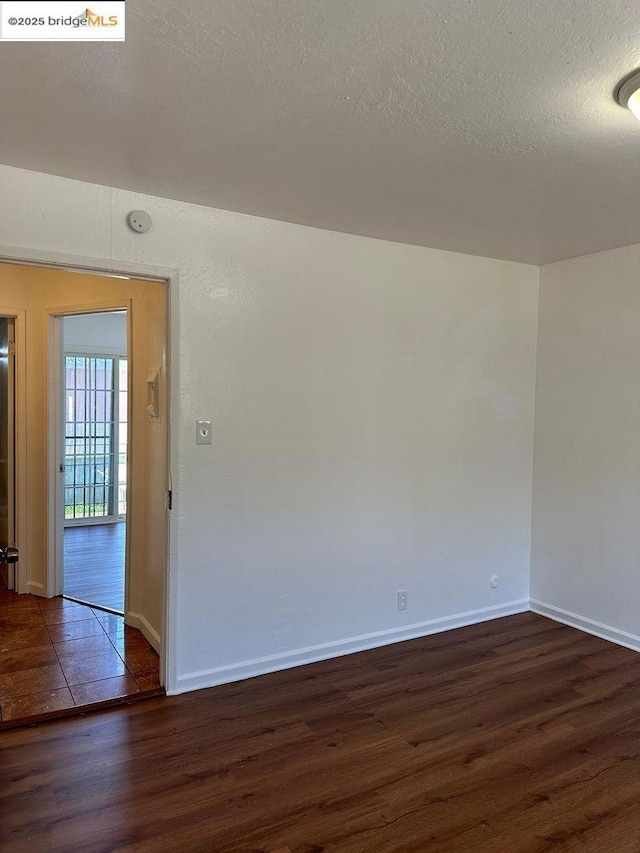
[0,582,162,726]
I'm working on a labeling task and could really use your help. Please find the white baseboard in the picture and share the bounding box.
[171,598,529,696]
[26,580,45,596]
[126,610,161,654]
[530,599,640,653]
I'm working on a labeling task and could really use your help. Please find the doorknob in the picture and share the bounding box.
[0,546,19,564]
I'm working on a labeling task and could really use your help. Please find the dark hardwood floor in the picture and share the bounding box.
[63,522,125,613]
[3,612,640,851]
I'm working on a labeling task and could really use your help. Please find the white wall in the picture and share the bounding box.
[0,164,539,693]
[64,311,127,355]
[531,244,640,649]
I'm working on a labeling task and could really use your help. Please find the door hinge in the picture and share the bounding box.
[167,489,173,511]
[8,341,16,355]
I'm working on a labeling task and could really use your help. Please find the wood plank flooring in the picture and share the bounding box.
[2,612,640,851]
[63,522,125,613]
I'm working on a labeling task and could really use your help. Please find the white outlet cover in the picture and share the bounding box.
[196,419,212,445]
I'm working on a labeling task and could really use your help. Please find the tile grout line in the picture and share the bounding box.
[42,601,78,708]
[91,607,147,694]
[43,598,120,707]
[102,619,145,692]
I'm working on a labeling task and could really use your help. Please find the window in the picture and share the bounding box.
[64,355,128,522]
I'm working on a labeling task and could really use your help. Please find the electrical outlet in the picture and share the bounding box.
[397,590,408,611]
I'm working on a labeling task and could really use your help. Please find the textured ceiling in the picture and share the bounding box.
[1,0,639,264]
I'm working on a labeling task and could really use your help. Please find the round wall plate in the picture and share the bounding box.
[127,210,152,233]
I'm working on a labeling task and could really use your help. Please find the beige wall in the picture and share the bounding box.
[0,262,167,648]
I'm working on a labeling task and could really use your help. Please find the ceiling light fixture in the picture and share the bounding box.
[616,68,640,122]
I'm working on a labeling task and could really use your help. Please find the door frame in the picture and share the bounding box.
[0,306,27,594]
[49,301,133,615]
[0,245,178,692]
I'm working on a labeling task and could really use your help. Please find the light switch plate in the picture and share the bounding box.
[196,419,212,445]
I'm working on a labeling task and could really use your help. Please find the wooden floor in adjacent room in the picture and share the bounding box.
[63,522,126,613]
[3,612,640,852]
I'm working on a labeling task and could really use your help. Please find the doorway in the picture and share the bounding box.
[0,261,169,665]
[60,312,128,614]
[0,262,170,724]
